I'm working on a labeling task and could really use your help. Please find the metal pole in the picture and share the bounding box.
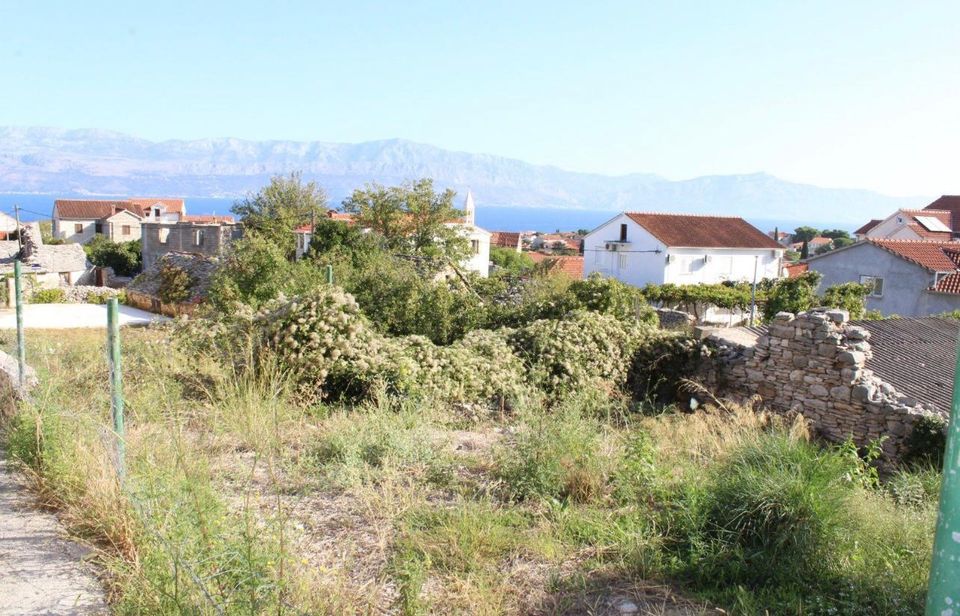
[325,264,333,285]
[749,255,759,327]
[14,260,25,388]
[107,298,125,480]
[926,333,960,613]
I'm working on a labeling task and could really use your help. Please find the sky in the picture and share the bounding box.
[1,1,958,196]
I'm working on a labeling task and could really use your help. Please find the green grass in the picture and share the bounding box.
[0,328,938,615]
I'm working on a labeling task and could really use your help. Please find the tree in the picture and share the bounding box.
[793,226,820,243]
[232,172,327,259]
[158,263,194,304]
[84,235,142,276]
[820,282,869,319]
[820,229,851,240]
[800,240,810,260]
[342,178,469,261]
[814,242,835,256]
[490,247,535,273]
[763,271,823,320]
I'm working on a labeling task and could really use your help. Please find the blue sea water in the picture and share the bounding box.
[0,193,855,234]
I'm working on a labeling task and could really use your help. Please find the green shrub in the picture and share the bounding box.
[84,235,142,276]
[903,413,947,467]
[820,282,869,319]
[568,273,658,325]
[679,432,856,588]
[157,263,194,304]
[495,402,609,503]
[31,288,66,303]
[628,334,709,406]
[509,310,651,395]
[762,271,823,321]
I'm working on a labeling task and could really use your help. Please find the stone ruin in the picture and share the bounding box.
[703,308,945,461]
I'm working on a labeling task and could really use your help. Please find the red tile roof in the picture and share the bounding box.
[854,219,882,235]
[490,231,521,249]
[129,198,185,215]
[527,252,583,278]
[624,213,781,249]
[182,215,234,224]
[53,199,141,219]
[924,196,960,231]
[934,271,960,294]
[869,239,960,271]
[784,262,808,278]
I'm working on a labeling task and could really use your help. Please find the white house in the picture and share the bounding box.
[294,191,492,277]
[583,212,784,287]
[859,208,953,241]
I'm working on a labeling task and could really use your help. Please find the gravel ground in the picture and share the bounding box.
[0,455,107,615]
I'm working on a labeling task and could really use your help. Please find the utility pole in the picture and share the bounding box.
[13,204,22,252]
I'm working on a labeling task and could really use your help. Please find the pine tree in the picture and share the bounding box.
[800,240,810,260]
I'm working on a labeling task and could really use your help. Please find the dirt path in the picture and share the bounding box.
[0,455,107,615]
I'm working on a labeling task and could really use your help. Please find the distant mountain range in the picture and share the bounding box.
[0,126,928,223]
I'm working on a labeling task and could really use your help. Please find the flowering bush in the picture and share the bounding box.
[509,310,653,395]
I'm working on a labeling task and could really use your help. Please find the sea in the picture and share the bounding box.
[0,193,855,234]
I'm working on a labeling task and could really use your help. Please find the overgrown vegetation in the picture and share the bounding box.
[84,235,142,276]
[0,175,936,615]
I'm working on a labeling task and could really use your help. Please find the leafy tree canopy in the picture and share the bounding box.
[231,172,327,259]
[490,247,534,273]
[792,226,820,243]
[84,235,142,277]
[341,178,469,261]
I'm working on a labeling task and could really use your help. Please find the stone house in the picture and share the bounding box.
[126,252,218,316]
[0,224,91,303]
[583,212,783,287]
[807,238,960,316]
[703,310,952,463]
[52,197,186,244]
[141,220,242,269]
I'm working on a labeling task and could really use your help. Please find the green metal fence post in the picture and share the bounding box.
[14,260,25,389]
[326,264,333,285]
[926,334,960,614]
[107,298,126,480]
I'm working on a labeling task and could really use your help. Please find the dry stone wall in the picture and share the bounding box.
[705,308,943,461]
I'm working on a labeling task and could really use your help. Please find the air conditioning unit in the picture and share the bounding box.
[605,242,620,252]
[703,254,712,264]
[665,254,673,264]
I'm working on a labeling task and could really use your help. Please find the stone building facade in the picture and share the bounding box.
[141,221,241,269]
[704,308,945,461]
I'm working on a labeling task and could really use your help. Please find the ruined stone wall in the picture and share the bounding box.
[706,309,943,460]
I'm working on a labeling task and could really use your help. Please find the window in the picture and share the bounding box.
[154,207,161,218]
[194,229,205,246]
[619,224,628,242]
[470,239,480,255]
[859,275,884,297]
[74,223,83,233]
[122,225,131,236]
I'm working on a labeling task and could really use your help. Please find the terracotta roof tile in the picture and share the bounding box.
[854,219,882,235]
[624,212,781,249]
[182,214,234,224]
[490,231,521,249]
[128,198,185,215]
[784,262,808,278]
[924,196,960,231]
[53,199,141,219]
[527,252,583,278]
[934,271,960,294]
[869,239,960,271]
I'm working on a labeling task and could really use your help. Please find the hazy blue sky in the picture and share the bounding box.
[1,1,958,196]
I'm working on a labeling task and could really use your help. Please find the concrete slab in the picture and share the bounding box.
[0,304,167,329]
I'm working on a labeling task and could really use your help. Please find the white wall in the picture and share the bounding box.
[866,211,921,240]
[583,214,666,286]
[663,247,781,284]
[461,227,490,277]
